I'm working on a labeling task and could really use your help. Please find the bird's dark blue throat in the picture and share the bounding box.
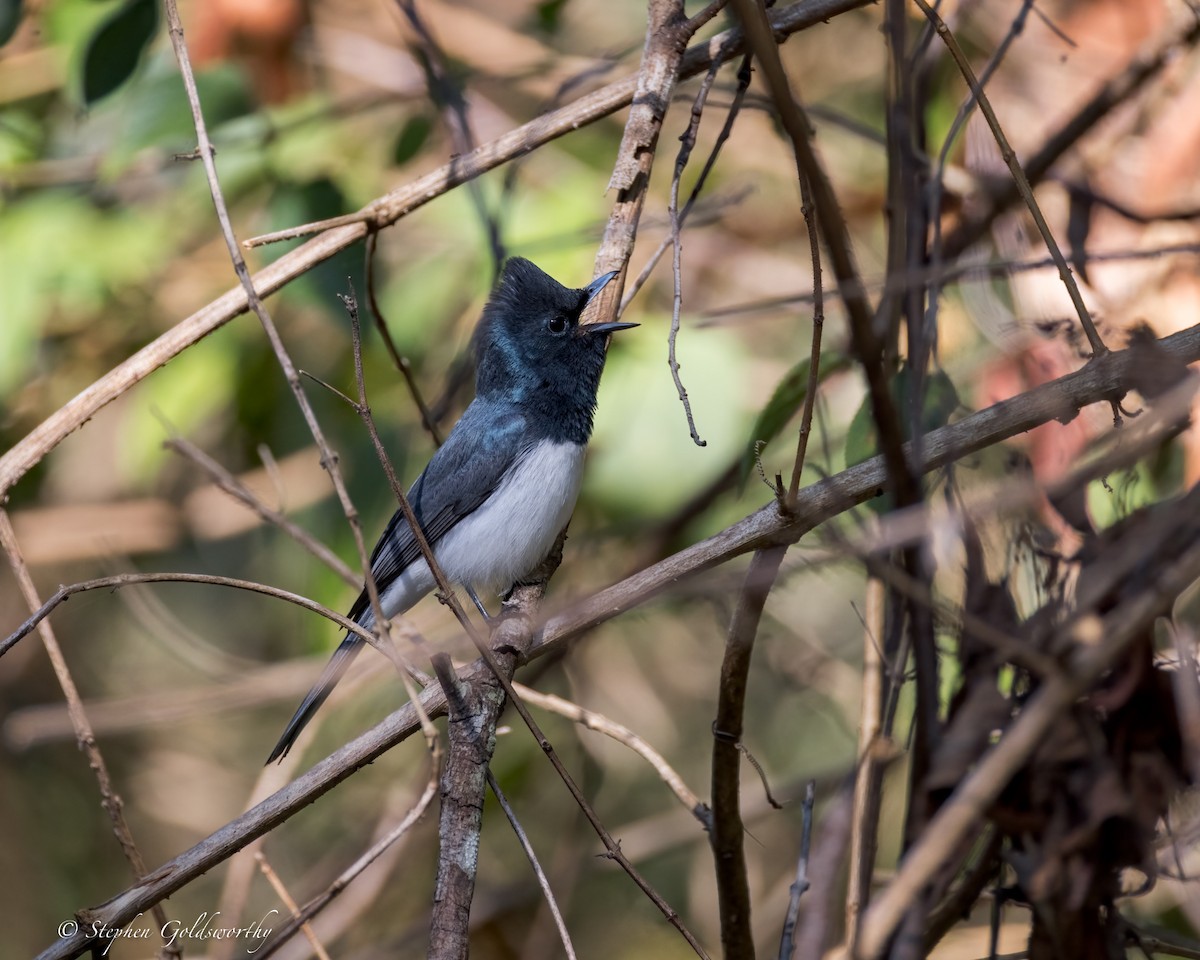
[475,258,634,445]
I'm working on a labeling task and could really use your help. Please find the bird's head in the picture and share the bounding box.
[475,257,635,402]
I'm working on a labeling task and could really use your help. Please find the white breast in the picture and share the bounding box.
[373,440,587,621]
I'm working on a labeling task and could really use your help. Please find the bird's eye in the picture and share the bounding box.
[547,315,568,335]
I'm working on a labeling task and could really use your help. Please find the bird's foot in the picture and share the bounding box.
[466,586,493,622]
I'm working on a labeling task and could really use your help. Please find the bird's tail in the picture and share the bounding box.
[266,635,363,764]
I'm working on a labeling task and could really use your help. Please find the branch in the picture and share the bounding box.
[163,436,358,586]
[711,546,787,958]
[778,780,817,960]
[665,46,726,447]
[429,654,494,960]
[590,0,692,300]
[515,683,710,827]
[844,578,886,953]
[1,571,399,663]
[485,769,577,960]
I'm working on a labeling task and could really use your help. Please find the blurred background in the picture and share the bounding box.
[2,0,1200,956]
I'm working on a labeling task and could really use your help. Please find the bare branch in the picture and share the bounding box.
[711,545,787,957]
[256,852,332,960]
[1,571,404,665]
[163,436,358,586]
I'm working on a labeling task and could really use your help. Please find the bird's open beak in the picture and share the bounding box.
[585,320,639,336]
[581,271,637,335]
[584,270,620,303]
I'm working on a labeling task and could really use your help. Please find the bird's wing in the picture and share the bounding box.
[266,402,529,763]
[345,401,529,623]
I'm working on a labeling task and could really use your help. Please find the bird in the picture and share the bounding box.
[266,257,634,763]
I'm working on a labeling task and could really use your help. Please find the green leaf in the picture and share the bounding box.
[740,353,849,489]
[115,63,254,159]
[0,0,23,48]
[392,114,433,166]
[80,0,158,105]
[535,0,569,33]
[844,366,961,512]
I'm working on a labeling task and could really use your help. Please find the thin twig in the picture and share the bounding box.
[255,852,331,960]
[792,776,855,958]
[163,436,358,586]
[619,49,753,317]
[845,576,885,953]
[397,0,505,276]
[515,683,711,828]
[486,768,577,960]
[666,52,726,447]
[778,780,816,960]
[338,285,477,637]
[209,747,307,960]
[926,0,1035,339]
[785,169,825,507]
[1,571,409,668]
